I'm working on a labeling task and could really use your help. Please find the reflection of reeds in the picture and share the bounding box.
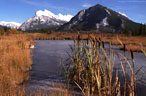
[66,34,140,96]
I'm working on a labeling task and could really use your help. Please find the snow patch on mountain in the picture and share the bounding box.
[100,17,109,26]
[36,10,55,18]
[96,23,100,30]
[78,10,86,21]
[36,9,73,22]
[105,9,111,15]
[118,12,128,18]
[0,21,21,29]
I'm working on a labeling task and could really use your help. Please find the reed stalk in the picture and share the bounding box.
[65,34,140,96]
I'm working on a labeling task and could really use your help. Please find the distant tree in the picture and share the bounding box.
[0,27,5,36]
[39,29,50,33]
[138,24,143,35]
[48,29,52,34]
[132,27,139,36]
[124,25,129,35]
[139,24,146,35]
[138,23,146,35]
[143,24,146,35]
[3,26,9,32]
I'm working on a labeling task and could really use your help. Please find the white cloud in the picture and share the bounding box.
[82,3,92,8]
[57,13,73,22]
[118,0,146,3]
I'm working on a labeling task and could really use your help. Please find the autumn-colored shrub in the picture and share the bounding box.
[6,29,22,35]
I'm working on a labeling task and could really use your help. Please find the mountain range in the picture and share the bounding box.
[19,10,73,31]
[0,21,21,29]
[0,4,141,32]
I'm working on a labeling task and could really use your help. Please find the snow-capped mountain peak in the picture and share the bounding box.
[20,10,73,31]
[0,21,21,29]
[35,9,73,22]
[36,10,56,18]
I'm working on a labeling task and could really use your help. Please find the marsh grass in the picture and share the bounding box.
[65,33,144,96]
[30,32,146,52]
[0,34,77,96]
[0,32,145,96]
[0,34,33,96]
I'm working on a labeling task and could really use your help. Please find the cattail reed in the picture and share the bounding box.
[123,44,126,52]
[77,32,81,41]
[130,50,134,60]
[66,37,139,96]
[102,41,104,48]
[87,33,90,45]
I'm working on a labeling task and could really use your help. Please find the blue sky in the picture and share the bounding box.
[0,0,146,23]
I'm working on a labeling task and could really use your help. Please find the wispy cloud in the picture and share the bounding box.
[138,14,146,18]
[20,0,74,12]
[82,3,92,8]
[118,0,146,3]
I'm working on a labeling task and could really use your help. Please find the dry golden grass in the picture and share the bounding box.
[0,33,76,96]
[99,34,146,52]
[0,34,33,96]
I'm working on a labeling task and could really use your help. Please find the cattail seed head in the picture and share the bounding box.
[130,50,134,59]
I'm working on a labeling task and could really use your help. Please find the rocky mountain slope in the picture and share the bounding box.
[19,10,73,31]
[60,4,140,32]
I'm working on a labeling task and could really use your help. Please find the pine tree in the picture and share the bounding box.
[138,24,143,35]
[143,24,146,35]
[124,25,129,35]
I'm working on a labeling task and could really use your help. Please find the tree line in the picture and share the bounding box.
[0,26,22,35]
[0,23,146,36]
[124,23,146,36]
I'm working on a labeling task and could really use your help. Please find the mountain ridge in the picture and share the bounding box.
[0,21,21,29]
[59,4,140,33]
[19,10,73,31]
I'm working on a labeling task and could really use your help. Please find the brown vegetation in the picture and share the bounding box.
[0,33,74,96]
[0,31,145,95]
[65,34,144,96]
[7,29,22,35]
[31,32,146,52]
[0,34,33,96]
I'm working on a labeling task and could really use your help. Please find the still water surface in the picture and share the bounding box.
[28,40,146,95]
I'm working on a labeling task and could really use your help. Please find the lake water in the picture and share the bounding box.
[27,40,146,95]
